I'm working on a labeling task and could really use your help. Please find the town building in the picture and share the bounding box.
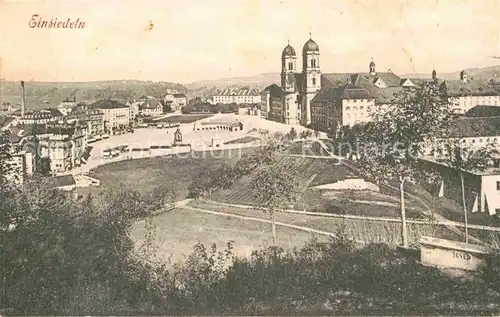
[18,109,64,125]
[164,93,188,112]
[128,101,141,122]
[260,84,283,122]
[440,71,500,114]
[419,116,500,215]
[193,118,243,132]
[7,121,88,174]
[68,107,105,140]
[279,36,410,127]
[89,99,130,134]
[212,88,261,105]
[139,98,163,117]
[57,99,78,116]
[37,122,88,173]
[307,66,405,132]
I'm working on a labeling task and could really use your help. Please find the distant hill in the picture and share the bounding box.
[185,73,281,91]
[186,65,500,96]
[0,80,187,110]
[403,65,500,80]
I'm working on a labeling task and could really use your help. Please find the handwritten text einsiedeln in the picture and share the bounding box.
[29,14,86,29]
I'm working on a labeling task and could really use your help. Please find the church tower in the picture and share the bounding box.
[281,42,297,93]
[301,34,321,125]
[281,42,300,125]
[369,58,376,76]
[460,70,468,83]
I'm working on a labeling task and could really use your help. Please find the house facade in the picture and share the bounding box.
[90,99,130,133]
[139,99,163,117]
[420,114,500,216]
[440,71,500,114]
[164,93,187,112]
[212,88,261,105]
[260,84,283,122]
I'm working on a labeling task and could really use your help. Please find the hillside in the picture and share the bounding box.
[401,65,500,80]
[186,65,500,95]
[0,80,187,110]
[185,73,281,92]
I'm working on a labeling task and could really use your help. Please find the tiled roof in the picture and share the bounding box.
[440,79,498,96]
[446,117,500,138]
[321,73,352,88]
[140,99,161,109]
[353,72,401,87]
[407,78,444,86]
[90,99,128,109]
[22,110,54,120]
[215,88,260,96]
[46,108,64,117]
[311,83,401,105]
[173,93,187,98]
[262,84,282,98]
[0,116,15,129]
[465,105,500,118]
[311,84,370,103]
[52,175,76,187]
[7,126,23,144]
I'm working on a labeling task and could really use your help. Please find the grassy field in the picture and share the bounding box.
[188,200,462,247]
[209,154,424,219]
[155,114,213,123]
[130,207,325,264]
[83,148,256,198]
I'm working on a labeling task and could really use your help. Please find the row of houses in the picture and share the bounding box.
[211,88,261,105]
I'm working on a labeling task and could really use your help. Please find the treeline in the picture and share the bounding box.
[181,99,239,114]
[3,177,500,315]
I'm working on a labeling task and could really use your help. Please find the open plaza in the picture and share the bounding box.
[70,113,316,175]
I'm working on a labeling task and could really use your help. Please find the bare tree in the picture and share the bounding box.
[357,82,454,248]
[439,140,498,243]
[250,159,300,246]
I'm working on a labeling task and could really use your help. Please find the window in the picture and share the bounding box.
[312,77,316,85]
[288,62,293,70]
[311,59,316,68]
[345,106,350,111]
[497,181,500,191]
[353,106,358,111]
[479,139,483,143]
[472,139,476,143]
[360,106,364,110]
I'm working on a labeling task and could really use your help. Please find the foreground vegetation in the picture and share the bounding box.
[3,129,500,316]
[3,177,500,315]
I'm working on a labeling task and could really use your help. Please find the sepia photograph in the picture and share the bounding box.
[2,0,500,315]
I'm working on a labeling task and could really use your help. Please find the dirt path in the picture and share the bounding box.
[182,205,363,244]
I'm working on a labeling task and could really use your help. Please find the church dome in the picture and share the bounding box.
[282,44,296,58]
[303,39,319,53]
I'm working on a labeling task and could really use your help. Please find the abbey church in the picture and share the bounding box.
[260,35,500,131]
[278,35,413,127]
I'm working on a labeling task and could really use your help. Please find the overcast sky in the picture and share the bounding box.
[1,0,499,84]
